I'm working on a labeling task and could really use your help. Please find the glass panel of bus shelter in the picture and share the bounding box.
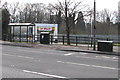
[21,26,27,42]
[14,26,20,41]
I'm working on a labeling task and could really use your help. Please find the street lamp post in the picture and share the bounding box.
[93,0,96,50]
[0,8,2,40]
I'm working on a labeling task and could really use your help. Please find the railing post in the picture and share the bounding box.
[34,34,35,43]
[76,36,77,46]
[20,26,21,42]
[39,34,41,44]
[31,34,33,43]
[88,37,90,50]
[13,26,14,42]
[9,26,12,42]
[33,31,35,44]
[32,26,34,43]
[63,36,64,45]
[51,35,53,44]
[91,37,93,47]
[27,26,28,43]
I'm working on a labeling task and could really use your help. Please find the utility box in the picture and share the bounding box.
[97,40,113,52]
[40,32,50,44]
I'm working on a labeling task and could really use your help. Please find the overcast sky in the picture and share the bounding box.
[3,0,120,11]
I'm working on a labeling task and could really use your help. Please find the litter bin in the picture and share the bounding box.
[40,32,50,44]
[97,40,113,52]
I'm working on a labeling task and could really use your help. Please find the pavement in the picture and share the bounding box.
[0,40,119,56]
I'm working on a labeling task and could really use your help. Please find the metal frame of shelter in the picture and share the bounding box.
[9,23,35,42]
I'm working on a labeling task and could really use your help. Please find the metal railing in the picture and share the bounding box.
[6,34,119,46]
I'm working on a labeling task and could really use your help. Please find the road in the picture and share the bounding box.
[2,45,119,78]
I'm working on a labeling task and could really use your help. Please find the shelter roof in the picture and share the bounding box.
[9,23,35,26]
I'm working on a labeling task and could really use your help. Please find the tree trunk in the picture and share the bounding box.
[65,0,70,45]
[66,15,70,45]
[66,26,70,45]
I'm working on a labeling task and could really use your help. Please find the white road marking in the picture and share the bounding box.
[17,56,34,59]
[3,53,34,60]
[64,52,88,56]
[2,54,15,57]
[57,61,90,67]
[18,56,25,58]
[10,65,15,67]
[79,52,88,54]
[96,56,111,59]
[64,53,75,56]
[95,56,118,61]
[57,61,119,70]
[101,56,111,59]
[76,56,99,59]
[91,65,117,70]
[23,70,67,78]
[112,57,118,60]
[76,56,118,61]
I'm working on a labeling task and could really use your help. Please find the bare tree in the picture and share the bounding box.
[35,3,46,23]
[96,9,116,23]
[51,0,88,45]
[5,2,48,23]
[20,3,47,23]
[112,11,119,23]
[8,2,20,22]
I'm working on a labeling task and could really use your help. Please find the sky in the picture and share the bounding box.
[3,0,120,11]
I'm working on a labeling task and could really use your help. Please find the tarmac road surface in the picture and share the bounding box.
[2,45,119,78]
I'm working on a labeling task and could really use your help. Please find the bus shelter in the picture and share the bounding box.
[9,23,35,42]
[9,23,58,43]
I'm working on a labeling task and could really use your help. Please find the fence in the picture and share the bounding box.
[6,34,119,46]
